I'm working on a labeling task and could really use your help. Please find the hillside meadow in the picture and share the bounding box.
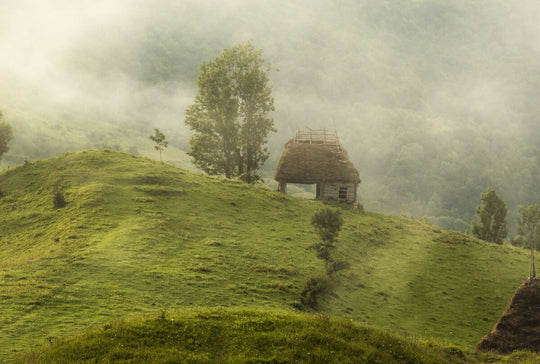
[0,150,535,361]
[15,308,540,364]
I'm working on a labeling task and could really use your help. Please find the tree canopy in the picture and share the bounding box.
[185,42,275,183]
[517,204,539,278]
[309,207,348,275]
[517,204,540,248]
[149,128,168,161]
[471,188,508,244]
[311,207,344,245]
[0,111,13,161]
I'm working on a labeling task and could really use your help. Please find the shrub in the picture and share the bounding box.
[311,208,343,244]
[327,261,350,276]
[53,190,67,208]
[302,207,349,309]
[300,275,333,309]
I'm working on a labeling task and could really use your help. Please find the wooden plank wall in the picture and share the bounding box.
[322,182,357,202]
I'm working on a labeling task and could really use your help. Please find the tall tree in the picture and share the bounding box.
[517,204,539,278]
[149,128,168,161]
[0,111,13,161]
[185,42,275,183]
[471,188,508,244]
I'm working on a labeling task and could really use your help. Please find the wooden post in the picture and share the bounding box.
[531,242,536,278]
[278,180,287,194]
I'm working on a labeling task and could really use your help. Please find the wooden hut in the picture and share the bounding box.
[274,129,361,203]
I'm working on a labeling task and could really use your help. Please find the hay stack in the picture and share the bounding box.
[476,278,540,354]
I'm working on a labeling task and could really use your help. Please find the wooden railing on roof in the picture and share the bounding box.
[293,129,341,151]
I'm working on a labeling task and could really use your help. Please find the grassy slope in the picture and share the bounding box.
[11,309,495,364]
[0,150,532,361]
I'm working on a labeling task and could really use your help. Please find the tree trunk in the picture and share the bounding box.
[235,148,244,177]
[531,243,536,278]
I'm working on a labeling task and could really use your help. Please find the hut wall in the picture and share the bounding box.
[321,182,357,202]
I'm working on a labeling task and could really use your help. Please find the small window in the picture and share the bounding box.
[339,187,348,200]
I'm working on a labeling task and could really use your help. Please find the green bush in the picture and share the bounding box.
[53,190,66,208]
[301,275,333,309]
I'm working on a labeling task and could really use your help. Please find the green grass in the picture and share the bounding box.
[13,309,540,364]
[0,150,535,361]
[6,308,502,363]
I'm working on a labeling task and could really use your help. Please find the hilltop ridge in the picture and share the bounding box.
[0,150,532,360]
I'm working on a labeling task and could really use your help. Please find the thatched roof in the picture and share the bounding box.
[274,133,360,184]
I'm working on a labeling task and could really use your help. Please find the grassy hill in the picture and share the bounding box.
[15,308,537,364]
[0,150,533,361]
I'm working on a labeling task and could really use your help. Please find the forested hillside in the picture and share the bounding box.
[2,0,540,233]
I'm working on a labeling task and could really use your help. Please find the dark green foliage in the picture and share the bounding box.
[517,204,540,278]
[149,128,168,161]
[311,207,344,244]
[303,208,348,308]
[309,208,347,276]
[300,275,333,309]
[327,260,351,276]
[471,188,508,244]
[185,42,275,183]
[0,111,13,161]
[517,204,540,250]
[53,190,66,209]
[308,241,334,263]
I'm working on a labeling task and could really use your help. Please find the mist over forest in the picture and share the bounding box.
[2,0,540,235]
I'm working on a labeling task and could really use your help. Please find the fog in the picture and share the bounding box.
[1,1,124,70]
[2,0,540,230]
[3,1,537,137]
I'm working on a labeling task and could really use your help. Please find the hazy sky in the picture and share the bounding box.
[1,1,127,81]
[2,0,533,129]
[0,0,341,145]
